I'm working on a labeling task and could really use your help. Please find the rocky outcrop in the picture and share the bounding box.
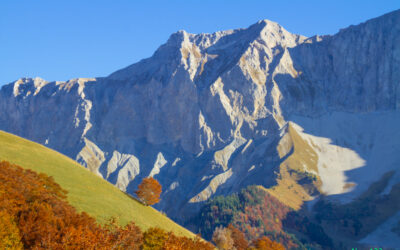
[1,11,399,244]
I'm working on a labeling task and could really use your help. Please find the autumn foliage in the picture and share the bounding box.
[136,177,162,206]
[211,224,286,250]
[228,224,249,250]
[0,210,23,249]
[0,161,143,249]
[252,236,285,250]
[197,186,296,246]
[142,227,213,250]
[212,226,235,250]
[0,161,212,249]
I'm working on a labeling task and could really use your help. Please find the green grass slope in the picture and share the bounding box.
[0,130,195,238]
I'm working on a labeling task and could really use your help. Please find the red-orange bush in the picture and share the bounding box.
[228,224,248,250]
[0,161,213,249]
[135,177,162,205]
[253,236,285,250]
[0,161,142,249]
[0,210,23,249]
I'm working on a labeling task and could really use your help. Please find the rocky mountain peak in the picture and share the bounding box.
[9,77,49,97]
[1,11,400,247]
[108,19,308,83]
[250,19,306,47]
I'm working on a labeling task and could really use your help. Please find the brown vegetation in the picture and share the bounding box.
[136,177,162,206]
[143,227,212,250]
[0,210,23,249]
[197,185,297,247]
[212,226,235,250]
[211,224,286,250]
[252,236,285,250]
[228,224,249,250]
[0,161,213,249]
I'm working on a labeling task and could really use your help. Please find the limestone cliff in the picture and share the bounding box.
[1,10,400,247]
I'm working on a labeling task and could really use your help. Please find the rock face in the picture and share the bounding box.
[1,10,400,244]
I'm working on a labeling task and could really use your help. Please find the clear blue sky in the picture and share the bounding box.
[0,0,398,86]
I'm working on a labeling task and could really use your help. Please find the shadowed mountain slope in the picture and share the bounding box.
[0,9,400,248]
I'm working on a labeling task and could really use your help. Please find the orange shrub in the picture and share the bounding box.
[0,161,213,249]
[135,177,162,206]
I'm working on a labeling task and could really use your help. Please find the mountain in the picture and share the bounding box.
[0,130,196,238]
[1,9,399,248]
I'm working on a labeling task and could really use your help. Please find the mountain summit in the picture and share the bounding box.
[1,10,400,248]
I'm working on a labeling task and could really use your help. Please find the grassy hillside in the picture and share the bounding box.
[0,130,195,238]
[269,123,321,210]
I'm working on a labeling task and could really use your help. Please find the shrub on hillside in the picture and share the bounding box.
[0,210,23,249]
[252,236,285,250]
[212,226,235,250]
[136,177,162,206]
[143,227,213,250]
[228,224,249,250]
[0,161,213,249]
